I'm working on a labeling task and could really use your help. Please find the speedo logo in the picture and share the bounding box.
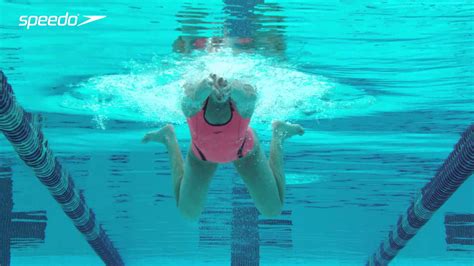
[19,13,106,30]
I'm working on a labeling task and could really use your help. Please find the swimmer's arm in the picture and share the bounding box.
[181,78,213,117]
[229,80,257,119]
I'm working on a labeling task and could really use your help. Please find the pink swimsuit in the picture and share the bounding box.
[187,98,255,163]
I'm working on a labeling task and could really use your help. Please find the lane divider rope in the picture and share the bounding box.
[0,71,124,266]
[367,124,473,265]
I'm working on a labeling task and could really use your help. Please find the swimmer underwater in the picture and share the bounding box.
[142,74,304,219]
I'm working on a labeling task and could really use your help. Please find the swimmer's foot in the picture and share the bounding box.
[142,124,175,145]
[272,121,305,141]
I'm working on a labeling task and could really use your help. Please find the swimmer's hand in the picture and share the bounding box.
[230,80,256,100]
[181,74,215,117]
[209,74,231,102]
[229,80,257,118]
[210,74,228,90]
[184,75,213,101]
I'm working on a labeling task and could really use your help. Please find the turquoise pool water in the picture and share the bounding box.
[0,0,473,265]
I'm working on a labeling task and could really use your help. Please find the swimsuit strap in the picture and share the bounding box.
[194,143,207,161]
[203,97,210,111]
[237,135,247,159]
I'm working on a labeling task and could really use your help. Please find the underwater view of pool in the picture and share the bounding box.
[0,0,473,265]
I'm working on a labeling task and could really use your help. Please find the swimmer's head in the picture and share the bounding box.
[209,74,231,103]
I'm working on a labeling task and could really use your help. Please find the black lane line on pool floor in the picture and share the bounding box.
[197,168,293,265]
[231,181,294,266]
[445,213,474,252]
[0,164,47,266]
[231,185,260,266]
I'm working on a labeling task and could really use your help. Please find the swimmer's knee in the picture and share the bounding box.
[178,203,203,221]
[258,203,283,218]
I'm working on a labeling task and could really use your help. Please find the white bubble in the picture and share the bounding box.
[60,49,374,128]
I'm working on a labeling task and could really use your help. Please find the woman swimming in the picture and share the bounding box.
[142,74,304,219]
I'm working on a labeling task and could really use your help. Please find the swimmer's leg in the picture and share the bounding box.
[142,125,218,220]
[233,122,304,217]
[269,121,305,202]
